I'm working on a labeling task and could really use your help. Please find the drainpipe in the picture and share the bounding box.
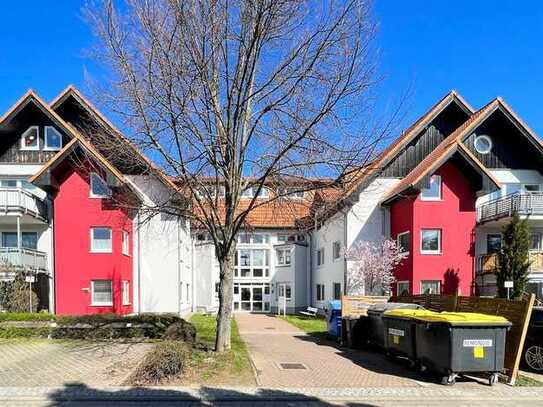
[190,221,195,312]
[177,216,182,315]
[343,209,348,295]
[49,199,55,314]
[136,212,142,314]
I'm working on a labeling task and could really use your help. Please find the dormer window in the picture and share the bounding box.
[20,126,39,150]
[90,172,111,198]
[44,126,62,150]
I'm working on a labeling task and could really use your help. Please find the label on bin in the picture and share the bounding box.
[462,339,493,347]
[388,328,405,337]
[473,346,484,359]
[393,335,400,344]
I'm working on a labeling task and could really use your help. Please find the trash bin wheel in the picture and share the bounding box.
[489,373,499,386]
[441,374,456,385]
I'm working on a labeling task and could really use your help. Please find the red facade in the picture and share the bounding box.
[53,165,134,315]
[390,161,476,296]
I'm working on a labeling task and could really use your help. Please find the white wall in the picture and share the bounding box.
[127,175,191,314]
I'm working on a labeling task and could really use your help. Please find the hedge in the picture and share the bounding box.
[0,312,55,322]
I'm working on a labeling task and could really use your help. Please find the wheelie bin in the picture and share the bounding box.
[382,309,437,364]
[326,300,342,339]
[413,312,512,385]
[366,303,423,349]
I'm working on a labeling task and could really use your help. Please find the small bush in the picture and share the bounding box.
[0,327,50,339]
[163,321,196,343]
[131,341,191,384]
[0,312,55,322]
[0,271,39,312]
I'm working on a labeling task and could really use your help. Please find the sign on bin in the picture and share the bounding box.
[463,339,492,359]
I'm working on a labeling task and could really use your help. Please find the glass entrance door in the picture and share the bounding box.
[240,286,251,311]
[233,283,271,312]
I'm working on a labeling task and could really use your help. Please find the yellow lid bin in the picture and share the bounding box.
[383,309,438,319]
[412,312,511,326]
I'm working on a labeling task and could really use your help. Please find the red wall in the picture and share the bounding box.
[53,165,133,315]
[390,161,476,295]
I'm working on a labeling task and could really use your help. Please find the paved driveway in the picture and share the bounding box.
[235,313,496,388]
[0,339,152,387]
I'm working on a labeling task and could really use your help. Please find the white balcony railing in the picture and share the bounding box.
[0,247,48,272]
[0,188,48,221]
[477,192,543,223]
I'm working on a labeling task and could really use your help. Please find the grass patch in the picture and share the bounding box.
[182,314,254,385]
[516,373,543,386]
[0,312,54,322]
[279,315,327,339]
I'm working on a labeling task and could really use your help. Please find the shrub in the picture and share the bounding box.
[131,341,191,384]
[163,320,196,343]
[0,271,39,312]
[0,312,55,322]
[0,326,50,338]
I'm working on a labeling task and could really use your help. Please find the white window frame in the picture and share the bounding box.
[523,184,541,194]
[420,229,441,254]
[316,284,325,301]
[44,126,63,150]
[420,175,442,201]
[276,248,292,266]
[397,280,410,295]
[20,126,40,151]
[474,134,492,155]
[332,241,342,260]
[420,280,441,295]
[91,280,113,306]
[397,231,410,254]
[333,282,342,300]
[122,230,130,256]
[122,280,130,305]
[531,232,542,252]
[89,172,111,198]
[90,227,113,253]
[317,248,325,266]
[486,233,502,254]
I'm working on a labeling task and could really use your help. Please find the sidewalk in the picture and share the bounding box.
[235,313,438,388]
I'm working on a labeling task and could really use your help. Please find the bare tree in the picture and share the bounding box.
[84,0,390,352]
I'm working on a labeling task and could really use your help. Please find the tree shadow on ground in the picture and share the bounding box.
[293,333,491,387]
[45,382,378,406]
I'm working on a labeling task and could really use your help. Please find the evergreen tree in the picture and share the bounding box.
[496,213,531,298]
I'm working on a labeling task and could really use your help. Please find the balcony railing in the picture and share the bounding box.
[0,188,48,221]
[0,247,48,272]
[477,252,543,275]
[477,192,543,223]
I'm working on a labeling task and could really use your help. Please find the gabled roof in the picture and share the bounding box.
[380,99,510,204]
[344,90,474,196]
[50,85,182,194]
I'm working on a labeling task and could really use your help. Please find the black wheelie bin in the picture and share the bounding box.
[366,302,423,349]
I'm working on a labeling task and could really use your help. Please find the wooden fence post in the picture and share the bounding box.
[508,293,535,385]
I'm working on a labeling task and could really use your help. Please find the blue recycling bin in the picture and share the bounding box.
[327,300,342,338]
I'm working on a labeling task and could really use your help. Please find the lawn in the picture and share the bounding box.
[177,313,255,385]
[279,315,328,339]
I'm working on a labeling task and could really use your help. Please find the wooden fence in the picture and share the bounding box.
[389,293,535,384]
[341,295,388,318]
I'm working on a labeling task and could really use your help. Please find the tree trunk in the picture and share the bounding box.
[215,245,235,352]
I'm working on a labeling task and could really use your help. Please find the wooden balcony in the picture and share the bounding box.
[477,251,543,274]
[477,192,543,224]
[0,188,48,221]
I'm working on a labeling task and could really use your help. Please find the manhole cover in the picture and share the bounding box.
[278,362,307,370]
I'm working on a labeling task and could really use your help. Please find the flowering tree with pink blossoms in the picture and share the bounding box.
[345,239,407,295]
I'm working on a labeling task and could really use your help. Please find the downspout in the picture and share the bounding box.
[190,221,195,312]
[308,231,313,307]
[49,199,55,314]
[177,216,182,315]
[343,209,348,295]
[136,212,142,313]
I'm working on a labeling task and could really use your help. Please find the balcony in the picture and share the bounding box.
[477,192,543,224]
[0,247,47,273]
[0,188,48,221]
[477,251,543,275]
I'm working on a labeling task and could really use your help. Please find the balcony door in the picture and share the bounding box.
[1,232,37,249]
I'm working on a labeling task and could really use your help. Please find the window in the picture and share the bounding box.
[333,283,341,300]
[317,248,325,266]
[278,283,292,299]
[0,179,17,188]
[238,233,269,244]
[44,126,62,150]
[420,229,441,254]
[487,233,502,254]
[474,134,492,154]
[397,231,410,253]
[316,284,325,301]
[278,187,304,199]
[524,184,541,194]
[420,280,441,294]
[235,248,269,277]
[20,126,39,150]
[122,280,130,305]
[397,281,410,296]
[531,233,542,251]
[333,241,342,260]
[276,248,291,266]
[122,230,130,255]
[90,173,111,198]
[2,232,37,249]
[91,280,113,306]
[91,227,112,253]
[421,175,441,201]
[186,283,191,303]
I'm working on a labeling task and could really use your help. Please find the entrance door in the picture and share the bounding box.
[240,286,251,311]
[252,287,263,312]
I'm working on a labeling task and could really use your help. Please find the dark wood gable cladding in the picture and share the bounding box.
[381,101,470,177]
[0,102,70,164]
[463,108,543,170]
[54,95,147,175]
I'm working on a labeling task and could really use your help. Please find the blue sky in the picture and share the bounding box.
[1,1,542,134]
